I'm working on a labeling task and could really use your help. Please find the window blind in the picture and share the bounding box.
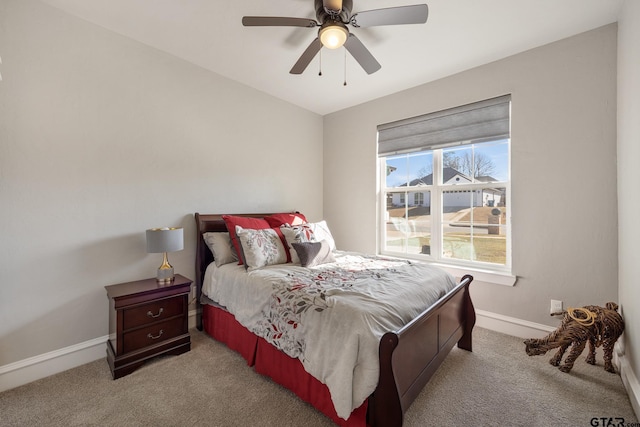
[377,94,511,156]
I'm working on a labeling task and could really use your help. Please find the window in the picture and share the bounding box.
[378,95,511,274]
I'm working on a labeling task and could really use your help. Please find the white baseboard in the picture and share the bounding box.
[475,309,555,338]
[618,348,640,420]
[0,309,200,393]
[2,308,638,420]
[0,335,108,393]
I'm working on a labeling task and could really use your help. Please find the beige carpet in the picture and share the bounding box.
[0,327,637,426]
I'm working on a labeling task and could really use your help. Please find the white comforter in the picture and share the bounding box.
[202,251,456,420]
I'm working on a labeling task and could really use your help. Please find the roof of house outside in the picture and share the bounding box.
[405,167,471,186]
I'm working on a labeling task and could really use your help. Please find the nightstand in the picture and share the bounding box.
[105,274,192,379]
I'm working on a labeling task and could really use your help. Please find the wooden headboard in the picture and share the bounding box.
[193,212,277,330]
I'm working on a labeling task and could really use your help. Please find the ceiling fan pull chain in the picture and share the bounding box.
[318,49,323,76]
[343,48,347,86]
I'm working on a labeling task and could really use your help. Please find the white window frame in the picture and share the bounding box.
[378,142,514,286]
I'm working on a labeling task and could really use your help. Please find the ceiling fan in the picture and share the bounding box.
[242,0,429,75]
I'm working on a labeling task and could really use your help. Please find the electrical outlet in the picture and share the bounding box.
[550,299,563,314]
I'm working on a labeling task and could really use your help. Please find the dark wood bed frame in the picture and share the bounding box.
[194,212,475,427]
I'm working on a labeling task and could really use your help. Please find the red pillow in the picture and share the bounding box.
[222,215,271,265]
[264,212,308,228]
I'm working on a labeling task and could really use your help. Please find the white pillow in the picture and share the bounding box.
[280,225,316,264]
[203,232,238,267]
[235,226,288,271]
[307,220,336,251]
[280,220,336,263]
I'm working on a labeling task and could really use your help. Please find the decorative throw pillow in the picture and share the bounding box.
[236,226,288,271]
[264,212,307,228]
[291,240,336,268]
[222,215,271,265]
[202,232,238,267]
[280,225,316,264]
[303,220,337,251]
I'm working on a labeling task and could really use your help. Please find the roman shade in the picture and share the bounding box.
[377,94,511,156]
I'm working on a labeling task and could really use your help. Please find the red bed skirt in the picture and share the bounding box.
[202,304,368,427]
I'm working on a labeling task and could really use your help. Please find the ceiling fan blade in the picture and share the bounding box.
[290,38,323,74]
[323,0,343,14]
[350,4,428,27]
[344,33,381,74]
[242,16,318,27]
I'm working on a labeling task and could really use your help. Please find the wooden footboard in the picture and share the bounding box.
[370,274,474,427]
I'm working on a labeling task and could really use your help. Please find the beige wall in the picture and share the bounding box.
[324,25,618,328]
[0,0,323,365]
[618,0,640,394]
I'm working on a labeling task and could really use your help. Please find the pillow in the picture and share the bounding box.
[302,220,337,251]
[280,225,316,264]
[291,240,336,268]
[236,226,288,271]
[264,212,308,228]
[222,215,271,265]
[202,232,238,267]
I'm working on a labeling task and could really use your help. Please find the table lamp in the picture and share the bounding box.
[146,227,184,284]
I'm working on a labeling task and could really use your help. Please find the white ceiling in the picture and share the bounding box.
[39,0,623,115]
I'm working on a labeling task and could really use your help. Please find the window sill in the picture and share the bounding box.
[379,251,516,286]
[433,263,516,287]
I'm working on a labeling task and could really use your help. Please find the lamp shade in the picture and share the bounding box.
[146,227,184,253]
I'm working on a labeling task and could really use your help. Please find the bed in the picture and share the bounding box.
[194,212,475,426]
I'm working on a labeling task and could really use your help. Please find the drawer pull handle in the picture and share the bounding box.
[147,330,164,340]
[147,308,164,318]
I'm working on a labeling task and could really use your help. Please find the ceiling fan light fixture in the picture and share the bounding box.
[319,24,348,49]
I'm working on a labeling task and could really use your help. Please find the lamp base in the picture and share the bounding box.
[156,266,175,285]
[156,252,175,285]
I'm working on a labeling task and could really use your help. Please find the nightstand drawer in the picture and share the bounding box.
[122,317,186,354]
[122,296,185,330]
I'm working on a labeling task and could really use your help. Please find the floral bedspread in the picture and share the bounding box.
[203,252,456,420]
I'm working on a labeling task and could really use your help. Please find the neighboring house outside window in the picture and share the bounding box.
[378,95,512,275]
